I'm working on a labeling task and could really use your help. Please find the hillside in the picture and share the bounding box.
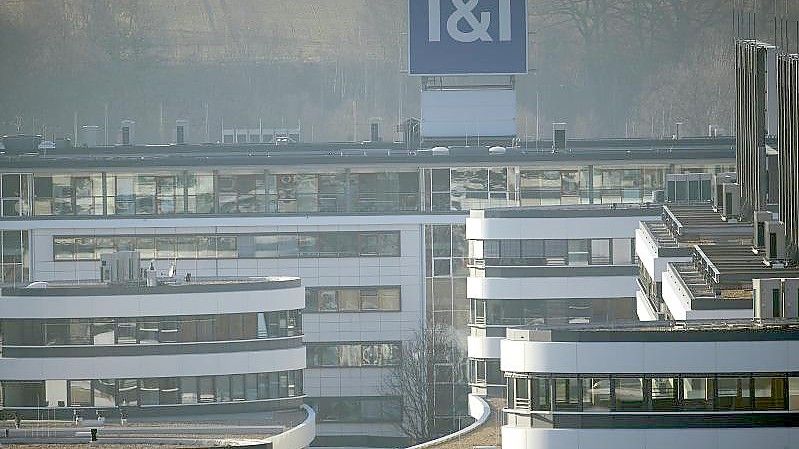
[0,0,797,142]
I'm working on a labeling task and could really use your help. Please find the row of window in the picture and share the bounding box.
[308,396,402,423]
[506,374,799,413]
[1,166,735,217]
[423,165,735,211]
[52,231,401,261]
[470,298,636,327]
[1,172,420,217]
[307,342,402,368]
[469,238,636,267]
[305,287,401,313]
[1,371,303,408]
[0,311,301,346]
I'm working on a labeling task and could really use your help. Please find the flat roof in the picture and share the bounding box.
[0,137,736,170]
[471,203,663,219]
[506,318,799,342]
[1,276,300,297]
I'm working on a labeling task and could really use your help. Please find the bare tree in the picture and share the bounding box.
[382,325,468,445]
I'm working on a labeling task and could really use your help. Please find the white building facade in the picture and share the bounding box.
[501,322,799,449]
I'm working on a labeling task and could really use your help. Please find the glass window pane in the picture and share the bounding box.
[568,240,589,266]
[93,379,116,407]
[682,377,713,410]
[140,378,159,405]
[591,239,610,265]
[717,377,751,410]
[650,377,678,411]
[118,379,138,406]
[379,288,401,311]
[215,375,231,402]
[753,377,785,410]
[612,238,632,265]
[198,376,215,403]
[181,377,198,404]
[789,377,799,411]
[582,377,610,411]
[339,290,360,311]
[613,378,644,411]
[553,378,580,411]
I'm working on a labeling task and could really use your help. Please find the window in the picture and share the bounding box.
[650,377,678,411]
[716,377,751,410]
[93,379,116,407]
[198,376,215,403]
[790,377,799,411]
[591,240,610,265]
[613,377,645,411]
[612,238,633,265]
[69,380,92,407]
[553,377,581,411]
[532,377,550,410]
[118,379,138,406]
[513,377,530,409]
[582,377,611,411]
[181,377,198,404]
[140,378,160,406]
[159,378,179,405]
[215,375,231,402]
[682,377,713,410]
[568,240,589,266]
[753,376,785,410]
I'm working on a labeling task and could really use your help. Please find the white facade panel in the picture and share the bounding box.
[501,339,799,374]
[421,89,516,138]
[501,427,799,449]
[467,334,503,359]
[468,276,637,300]
[467,215,657,241]
[0,285,304,319]
[635,288,658,321]
[0,347,305,380]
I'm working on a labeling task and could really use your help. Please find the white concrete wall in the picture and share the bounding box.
[468,334,503,359]
[0,346,305,380]
[634,228,690,283]
[501,427,799,449]
[0,285,304,319]
[466,214,658,241]
[468,276,637,300]
[268,405,317,449]
[661,269,753,321]
[501,338,799,374]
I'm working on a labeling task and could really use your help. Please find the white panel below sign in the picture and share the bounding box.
[421,89,517,138]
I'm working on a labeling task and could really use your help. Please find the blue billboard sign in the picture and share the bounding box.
[409,0,528,75]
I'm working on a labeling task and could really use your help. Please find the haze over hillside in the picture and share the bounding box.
[1,0,797,142]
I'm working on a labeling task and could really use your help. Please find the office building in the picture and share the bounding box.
[0,135,736,445]
[466,204,661,397]
[501,320,799,449]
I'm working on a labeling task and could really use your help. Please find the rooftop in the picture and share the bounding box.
[0,137,736,170]
[0,408,308,448]
[471,203,663,219]
[638,204,752,258]
[506,318,799,342]
[668,244,799,303]
[0,276,300,297]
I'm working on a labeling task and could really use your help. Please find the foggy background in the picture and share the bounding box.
[1,0,798,144]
